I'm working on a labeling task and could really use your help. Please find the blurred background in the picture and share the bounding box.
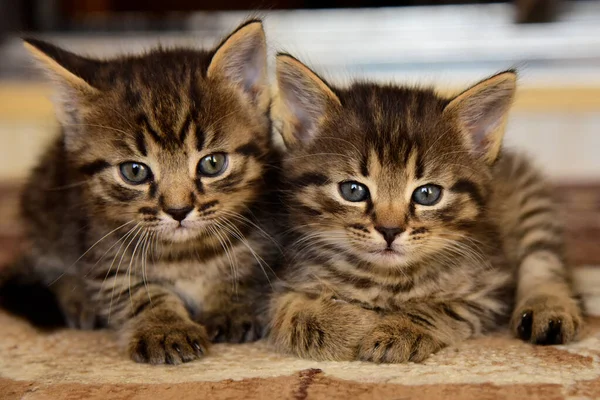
[0,0,598,267]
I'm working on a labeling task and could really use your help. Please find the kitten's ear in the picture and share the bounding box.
[207,20,269,112]
[23,38,100,94]
[23,38,101,129]
[444,71,517,164]
[274,54,341,148]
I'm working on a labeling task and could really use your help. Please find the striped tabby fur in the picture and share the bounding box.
[268,54,582,363]
[4,21,280,364]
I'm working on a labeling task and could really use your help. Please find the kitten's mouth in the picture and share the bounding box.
[371,248,403,256]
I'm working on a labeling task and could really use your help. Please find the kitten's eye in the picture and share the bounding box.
[412,184,442,206]
[198,153,228,177]
[339,181,370,202]
[119,162,152,185]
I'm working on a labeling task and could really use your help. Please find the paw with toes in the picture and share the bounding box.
[202,309,264,343]
[359,322,443,363]
[512,295,582,345]
[128,321,210,365]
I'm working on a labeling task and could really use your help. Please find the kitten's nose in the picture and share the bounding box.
[165,206,194,222]
[375,226,404,247]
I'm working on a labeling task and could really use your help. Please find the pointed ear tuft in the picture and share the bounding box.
[444,70,517,164]
[23,38,99,94]
[23,38,101,131]
[207,20,269,112]
[274,54,341,148]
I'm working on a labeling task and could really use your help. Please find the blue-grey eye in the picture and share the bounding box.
[412,184,442,206]
[119,162,152,185]
[339,181,370,202]
[198,153,228,177]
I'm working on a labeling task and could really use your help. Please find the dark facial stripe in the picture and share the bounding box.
[195,127,205,151]
[360,153,370,177]
[213,171,245,193]
[450,179,484,207]
[137,114,163,146]
[295,205,322,217]
[291,172,329,188]
[135,132,147,157]
[235,142,263,158]
[138,207,157,216]
[348,223,369,233]
[194,178,204,194]
[79,159,110,176]
[107,184,140,202]
[321,198,345,215]
[415,151,425,180]
[179,113,192,144]
[148,182,158,198]
[198,200,219,212]
[411,227,428,235]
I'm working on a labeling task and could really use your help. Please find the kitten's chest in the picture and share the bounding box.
[313,262,509,310]
[146,257,229,307]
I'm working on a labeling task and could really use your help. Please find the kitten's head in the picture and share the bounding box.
[26,21,273,243]
[274,54,516,268]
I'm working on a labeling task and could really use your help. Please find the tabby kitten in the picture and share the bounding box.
[6,20,278,364]
[268,54,582,363]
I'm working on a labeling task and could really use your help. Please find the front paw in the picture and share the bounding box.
[202,309,263,344]
[358,321,443,363]
[270,294,378,361]
[511,294,582,345]
[128,320,210,365]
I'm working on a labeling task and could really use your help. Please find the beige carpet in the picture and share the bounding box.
[2,310,600,399]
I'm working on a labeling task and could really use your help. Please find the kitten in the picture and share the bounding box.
[268,54,582,363]
[1,20,279,364]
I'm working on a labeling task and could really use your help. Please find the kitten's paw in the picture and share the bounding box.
[270,293,378,361]
[128,320,210,365]
[203,310,263,343]
[512,295,582,345]
[358,321,443,363]
[61,298,98,330]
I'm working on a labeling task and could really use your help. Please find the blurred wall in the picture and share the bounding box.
[0,3,599,183]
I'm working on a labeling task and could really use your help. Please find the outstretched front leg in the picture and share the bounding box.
[93,277,210,365]
[511,267,582,345]
[358,294,507,363]
[269,291,379,361]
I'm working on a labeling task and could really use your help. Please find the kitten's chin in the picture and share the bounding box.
[161,226,204,243]
[361,249,409,267]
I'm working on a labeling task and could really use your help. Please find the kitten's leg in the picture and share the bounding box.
[511,258,582,344]
[95,279,210,365]
[52,274,98,330]
[268,291,378,361]
[358,293,507,363]
[500,156,583,344]
[199,283,268,343]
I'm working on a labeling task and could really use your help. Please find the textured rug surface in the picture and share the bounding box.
[2,311,600,399]
[1,184,599,399]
